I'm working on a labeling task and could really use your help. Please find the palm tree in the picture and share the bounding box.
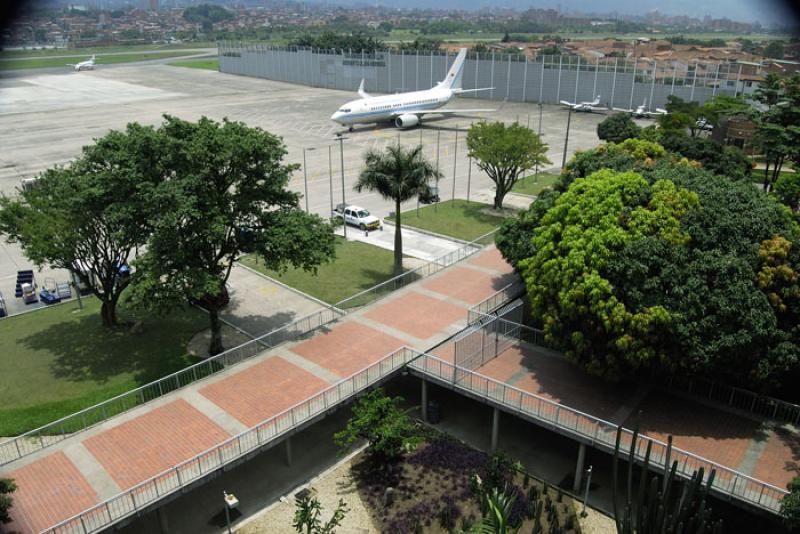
[355,144,441,275]
[477,487,519,534]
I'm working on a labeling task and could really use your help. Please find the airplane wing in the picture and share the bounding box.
[391,108,496,118]
[586,106,608,112]
[559,100,576,107]
[612,107,633,113]
[66,63,76,67]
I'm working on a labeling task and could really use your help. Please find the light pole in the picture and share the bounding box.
[536,101,544,183]
[302,147,315,213]
[581,465,592,517]
[451,127,458,203]
[561,106,573,170]
[434,129,441,213]
[328,145,334,221]
[335,133,348,238]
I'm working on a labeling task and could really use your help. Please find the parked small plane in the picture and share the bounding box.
[67,55,96,71]
[613,99,668,118]
[330,48,495,130]
[559,95,604,112]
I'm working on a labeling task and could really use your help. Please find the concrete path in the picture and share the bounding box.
[337,223,477,261]
[0,246,514,533]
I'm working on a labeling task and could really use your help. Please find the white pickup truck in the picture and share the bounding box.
[332,203,383,232]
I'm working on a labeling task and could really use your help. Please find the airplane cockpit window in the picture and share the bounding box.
[339,108,351,113]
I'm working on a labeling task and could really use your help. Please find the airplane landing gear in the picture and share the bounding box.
[348,126,354,132]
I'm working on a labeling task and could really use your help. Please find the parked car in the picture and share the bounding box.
[418,184,440,204]
[332,203,383,231]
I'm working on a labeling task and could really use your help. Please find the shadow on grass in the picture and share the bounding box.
[18,305,204,386]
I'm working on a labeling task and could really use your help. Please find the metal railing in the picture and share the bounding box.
[467,279,526,325]
[455,301,524,373]
[44,346,418,534]
[662,375,800,426]
[334,229,496,309]
[0,230,499,465]
[0,306,345,466]
[409,353,789,514]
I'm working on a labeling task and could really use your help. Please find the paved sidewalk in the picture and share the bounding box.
[336,223,477,261]
[0,245,512,533]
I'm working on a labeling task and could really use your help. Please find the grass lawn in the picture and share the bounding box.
[387,199,504,241]
[0,42,217,59]
[169,58,219,70]
[0,298,208,435]
[0,51,208,71]
[239,237,403,307]
[512,172,560,196]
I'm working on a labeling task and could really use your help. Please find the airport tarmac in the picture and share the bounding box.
[0,61,619,315]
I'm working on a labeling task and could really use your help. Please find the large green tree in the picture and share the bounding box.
[0,123,163,327]
[500,146,800,390]
[519,169,698,377]
[597,112,641,144]
[354,144,440,275]
[131,116,336,355]
[467,121,550,209]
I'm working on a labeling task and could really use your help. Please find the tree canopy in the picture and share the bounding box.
[131,116,336,355]
[499,140,800,393]
[0,123,163,327]
[467,121,550,209]
[0,478,15,524]
[597,112,641,144]
[290,31,384,53]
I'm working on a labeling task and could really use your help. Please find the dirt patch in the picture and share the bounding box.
[479,206,519,219]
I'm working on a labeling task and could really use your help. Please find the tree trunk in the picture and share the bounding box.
[100,299,118,328]
[493,186,505,210]
[393,199,403,276]
[208,307,224,356]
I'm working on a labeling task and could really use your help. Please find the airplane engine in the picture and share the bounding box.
[394,114,419,129]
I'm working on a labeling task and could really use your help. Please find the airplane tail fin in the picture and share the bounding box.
[440,48,467,90]
[357,79,370,99]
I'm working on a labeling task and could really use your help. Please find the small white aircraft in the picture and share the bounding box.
[67,55,96,71]
[330,48,495,130]
[613,99,668,119]
[559,95,605,112]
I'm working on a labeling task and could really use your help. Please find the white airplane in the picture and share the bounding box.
[559,95,604,112]
[67,55,96,71]
[330,48,495,130]
[613,99,668,118]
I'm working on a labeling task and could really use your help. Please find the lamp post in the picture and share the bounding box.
[581,465,592,517]
[561,106,573,170]
[434,129,440,213]
[451,127,458,203]
[302,147,315,213]
[335,133,348,238]
[328,145,334,222]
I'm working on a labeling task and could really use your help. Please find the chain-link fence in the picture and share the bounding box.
[219,43,745,110]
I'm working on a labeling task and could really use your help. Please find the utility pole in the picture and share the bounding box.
[435,129,440,213]
[535,101,544,183]
[561,107,572,170]
[451,127,458,203]
[328,145,334,221]
[335,134,348,238]
[302,147,315,213]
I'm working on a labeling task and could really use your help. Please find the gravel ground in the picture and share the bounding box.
[237,451,378,534]
[235,447,616,534]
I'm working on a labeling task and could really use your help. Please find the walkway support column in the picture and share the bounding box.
[573,442,587,492]
[284,437,293,466]
[157,506,169,534]
[421,378,429,422]
[491,407,500,452]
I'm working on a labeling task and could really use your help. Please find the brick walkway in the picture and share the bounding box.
[475,342,800,493]
[2,245,797,533]
[0,246,510,533]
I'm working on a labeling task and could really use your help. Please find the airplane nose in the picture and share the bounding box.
[330,112,342,123]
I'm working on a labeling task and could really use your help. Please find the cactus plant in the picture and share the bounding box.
[611,425,723,534]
